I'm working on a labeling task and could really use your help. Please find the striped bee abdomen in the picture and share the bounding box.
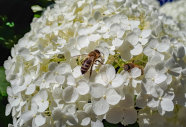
[81,59,92,74]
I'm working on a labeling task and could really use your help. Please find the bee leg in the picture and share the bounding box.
[72,54,88,58]
[138,66,144,75]
[89,65,93,78]
[95,60,104,65]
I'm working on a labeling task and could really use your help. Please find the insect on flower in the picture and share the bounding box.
[124,62,144,75]
[81,49,103,77]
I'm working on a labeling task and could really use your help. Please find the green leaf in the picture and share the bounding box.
[6,22,14,28]
[0,67,10,96]
[0,97,12,126]
[34,14,41,18]
[0,37,5,41]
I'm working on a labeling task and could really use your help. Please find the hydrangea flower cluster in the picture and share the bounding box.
[160,0,186,28]
[4,0,186,127]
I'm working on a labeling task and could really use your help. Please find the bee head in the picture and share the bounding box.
[94,49,100,54]
[124,64,130,71]
[94,49,101,58]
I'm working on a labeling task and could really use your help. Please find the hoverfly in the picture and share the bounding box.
[124,63,144,75]
[81,49,103,77]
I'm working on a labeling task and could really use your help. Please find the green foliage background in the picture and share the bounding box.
[0,0,140,126]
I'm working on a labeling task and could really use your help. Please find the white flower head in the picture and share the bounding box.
[4,0,186,126]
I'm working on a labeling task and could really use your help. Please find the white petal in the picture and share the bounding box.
[131,67,142,78]
[81,117,91,126]
[95,73,107,86]
[100,64,115,84]
[7,86,13,96]
[55,75,65,84]
[70,48,80,57]
[67,74,76,86]
[161,99,174,111]
[83,103,92,114]
[118,41,132,61]
[11,98,21,107]
[145,67,156,79]
[139,38,148,45]
[121,94,134,107]
[117,30,125,38]
[8,124,14,127]
[34,114,46,126]
[77,80,90,95]
[141,29,151,38]
[157,43,170,52]
[132,79,141,88]
[78,24,99,35]
[122,108,137,125]
[106,107,123,124]
[123,72,130,86]
[149,39,158,48]
[66,114,78,125]
[90,83,106,98]
[44,72,55,81]
[106,89,121,105]
[92,98,109,115]
[91,120,104,127]
[130,44,143,56]
[72,66,81,78]
[52,88,62,99]
[77,35,90,48]
[88,34,101,42]
[143,47,154,56]
[177,46,185,58]
[170,67,182,76]
[63,86,79,103]
[130,20,140,29]
[111,74,124,88]
[12,107,16,116]
[103,32,110,39]
[136,95,147,108]
[48,62,58,71]
[38,101,49,112]
[127,33,139,45]
[149,55,161,65]
[18,47,29,57]
[4,57,12,70]
[155,73,167,84]
[112,38,123,48]
[147,98,159,108]
[39,90,48,100]
[104,65,116,82]
[163,92,175,100]
[110,23,120,35]
[25,84,36,95]
[5,104,12,116]
[20,111,35,124]
[77,111,90,126]
[56,63,71,75]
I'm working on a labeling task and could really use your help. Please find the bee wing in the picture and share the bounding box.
[72,54,88,65]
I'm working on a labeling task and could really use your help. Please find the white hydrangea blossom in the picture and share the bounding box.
[4,0,186,126]
[160,0,186,28]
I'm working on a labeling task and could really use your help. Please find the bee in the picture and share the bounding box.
[124,63,144,75]
[81,49,103,77]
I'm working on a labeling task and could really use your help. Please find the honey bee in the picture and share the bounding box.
[124,63,144,75]
[81,49,103,77]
